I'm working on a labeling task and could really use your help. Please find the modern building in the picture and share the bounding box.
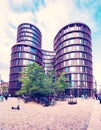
[54,22,93,96]
[42,49,55,74]
[9,22,93,96]
[9,23,43,95]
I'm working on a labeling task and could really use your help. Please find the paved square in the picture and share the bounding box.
[0,97,100,130]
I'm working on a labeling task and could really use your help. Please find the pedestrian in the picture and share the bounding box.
[95,93,98,100]
[98,94,101,104]
[4,95,8,100]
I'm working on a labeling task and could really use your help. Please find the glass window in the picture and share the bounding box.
[30,48,36,53]
[70,39,74,44]
[80,53,82,58]
[59,44,62,49]
[80,67,82,72]
[16,60,19,65]
[59,56,62,61]
[32,55,35,60]
[68,60,72,65]
[17,67,21,71]
[84,53,87,58]
[84,74,87,80]
[71,81,74,87]
[77,46,80,50]
[63,35,66,40]
[77,81,80,86]
[64,48,66,53]
[69,26,74,31]
[84,67,87,72]
[76,25,79,30]
[18,52,22,58]
[24,46,29,51]
[26,53,29,58]
[65,28,68,32]
[78,74,80,80]
[31,26,36,30]
[32,43,36,47]
[82,33,84,37]
[76,32,79,37]
[69,74,71,80]
[77,60,80,65]
[84,40,87,45]
[69,46,72,51]
[70,53,75,58]
[64,61,66,66]
[23,24,30,28]
[24,28,27,31]
[12,53,16,58]
[66,67,69,72]
[82,60,85,65]
[68,33,71,38]
[82,46,84,51]
[71,74,74,80]
[79,39,82,44]
[23,60,26,65]
[65,40,69,45]
[70,67,75,72]
[17,46,22,51]
[66,54,69,59]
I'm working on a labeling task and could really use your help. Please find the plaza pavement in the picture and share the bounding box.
[0,97,101,130]
[87,98,101,130]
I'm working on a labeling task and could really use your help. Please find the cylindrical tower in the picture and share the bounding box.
[54,22,93,96]
[9,23,42,95]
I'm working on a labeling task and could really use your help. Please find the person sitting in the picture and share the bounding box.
[11,105,20,110]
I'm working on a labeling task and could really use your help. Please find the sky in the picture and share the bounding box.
[0,0,101,87]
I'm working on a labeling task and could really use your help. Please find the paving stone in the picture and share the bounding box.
[0,97,98,130]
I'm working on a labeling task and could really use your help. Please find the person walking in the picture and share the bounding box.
[98,94,101,104]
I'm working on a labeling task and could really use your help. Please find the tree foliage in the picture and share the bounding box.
[16,62,70,97]
[16,63,55,97]
[55,73,70,93]
[1,86,8,94]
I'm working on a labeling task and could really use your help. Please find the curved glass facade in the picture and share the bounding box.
[53,23,93,96]
[9,23,42,95]
[9,22,93,96]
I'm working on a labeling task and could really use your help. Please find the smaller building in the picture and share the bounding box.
[42,49,55,74]
[0,82,9,94]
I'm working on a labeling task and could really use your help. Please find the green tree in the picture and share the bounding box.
[16,62,56,97]
[55,72,70,93]
[44,70,56,96]
[1,86,8,94]
[16,62,70,98]
[16,62,45,96]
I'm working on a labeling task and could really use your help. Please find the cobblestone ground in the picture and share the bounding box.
[0,97,95,130]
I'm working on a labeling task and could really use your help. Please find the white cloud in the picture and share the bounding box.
[34,0,98,51]
[10,0,30,5]
[0,0,101,84]
[35,0,75,50]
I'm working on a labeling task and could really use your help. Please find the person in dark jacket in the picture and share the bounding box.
[98,94,101,104]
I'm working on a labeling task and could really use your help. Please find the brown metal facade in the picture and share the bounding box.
[9,22,93,96]
[53,23,93,96]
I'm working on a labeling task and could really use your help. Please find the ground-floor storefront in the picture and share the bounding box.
[66,87,94,97]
